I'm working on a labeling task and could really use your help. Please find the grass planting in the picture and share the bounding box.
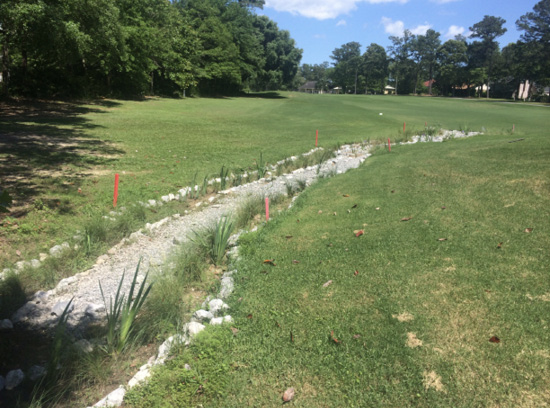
[126,123,549,407]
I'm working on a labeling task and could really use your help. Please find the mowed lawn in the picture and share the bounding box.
[0,93,548,268]
[125,103,550,407]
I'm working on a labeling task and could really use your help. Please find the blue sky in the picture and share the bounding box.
[257,0,540,65]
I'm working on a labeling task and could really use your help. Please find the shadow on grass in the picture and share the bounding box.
[241,91,288,99]
[0,100,124,213]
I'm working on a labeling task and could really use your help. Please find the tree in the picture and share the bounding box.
[436,39,467,96]
[414,29,441,94]
[516,0,550,85]
[362,43,388,94]
[469,15,507,97]
[252,15,302,91]
[330,41,362,93]
[387,30,415,94]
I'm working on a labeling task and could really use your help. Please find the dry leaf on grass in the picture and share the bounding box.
[524,228,533,233]
[489,336,500,343]
[330,330,340,344]
[401,217,413,222]
[354,229,364,237]
[343,194,350,197]
[283,387,295,402]
[292,260,300,264]
[437,238,448,241]
[354,269,359,276]
[263,259,276,266]
[231,327,239,335]
[322,280,333,288]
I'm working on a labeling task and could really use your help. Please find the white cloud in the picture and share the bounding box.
[410,23,432,35]
[381,17,434,37]
[381,17,405,36]
[336,19,347,26]
[444,25,471,39]
[265,0,408,20]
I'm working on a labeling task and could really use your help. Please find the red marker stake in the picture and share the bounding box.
[265,197,270,221]
[315,129,318,147]
[512,124,515,133]
[388,138,391,152]
[113,173,119,207]
[403,122,406,132]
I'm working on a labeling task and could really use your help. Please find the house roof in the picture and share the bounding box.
[299,81,317,90]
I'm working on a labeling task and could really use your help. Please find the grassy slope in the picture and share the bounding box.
[126,105,550,407]
[1,94,546,268]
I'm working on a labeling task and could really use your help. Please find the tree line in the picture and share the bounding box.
[299,0,550,100]
[0,0,302,97]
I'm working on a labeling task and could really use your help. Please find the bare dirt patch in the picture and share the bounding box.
[406,332,423,348]
[423,370,445,392]
[392,312,414,322]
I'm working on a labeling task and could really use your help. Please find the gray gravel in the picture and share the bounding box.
[11,144,371,334]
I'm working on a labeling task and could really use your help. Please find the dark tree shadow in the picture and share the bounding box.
[0,100,125,215]
[240,91,288,99]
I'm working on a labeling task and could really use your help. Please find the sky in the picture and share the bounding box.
[257,0,541,65]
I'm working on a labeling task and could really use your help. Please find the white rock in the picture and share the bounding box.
[192,310,214,322]
[15,261,28,271]
[93,386,126,407]
[51,300,74,316]
[30,259,41,268]
[186,321,206,337]
[219,276,234,299]
[0,319,13,329]
[128,366,151,388]
[210,317,224,325]
[210,316,232,325]
[75,339,94,353]
[50,242,70,257]
[5,369,24,390]
[28,365,46,381]
[161,195,170,203]
[85,303,105,319]
[148,199,157,207]
[56,276,78,291]
[208,299,229,316]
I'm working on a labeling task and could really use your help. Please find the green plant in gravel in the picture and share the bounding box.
[219,165,229,191]
[254,152,267,179]
[191,217,234,266]
[100,259,152,354]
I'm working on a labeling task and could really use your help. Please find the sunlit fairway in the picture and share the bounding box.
[123,96,550,407]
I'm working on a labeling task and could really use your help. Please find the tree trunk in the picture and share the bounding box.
[2,37,10,97]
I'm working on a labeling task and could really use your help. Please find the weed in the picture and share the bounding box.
[297,179,307,191]
[100,259,152,354]
[191,217,234,266]
[255,152,267,179]
[219,165,229,191]
[285,182,296,197]
[235,196,265,229]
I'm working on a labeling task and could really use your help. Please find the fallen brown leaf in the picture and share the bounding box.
[354,269,359,276]
[318,210,323,214]
[231,327,239,335]
[323,280,333,288]
[330,330,340,344]
[343,194,350,197]
[497,242,503,249]
[524,228,533,233]
[15,250,21,257]
[263,259,276,266]
[354,229,364,237]
[282,387,295,402]
[285,235,293,239]
[353,334,361,339]
[437,238,448,241]
[401,217,412,222]
[489,336,500,343]
[246,314,253,319]
[292,260,300,264]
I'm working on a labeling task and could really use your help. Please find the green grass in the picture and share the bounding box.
[125,127,550,407]
[1,95,547,273]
